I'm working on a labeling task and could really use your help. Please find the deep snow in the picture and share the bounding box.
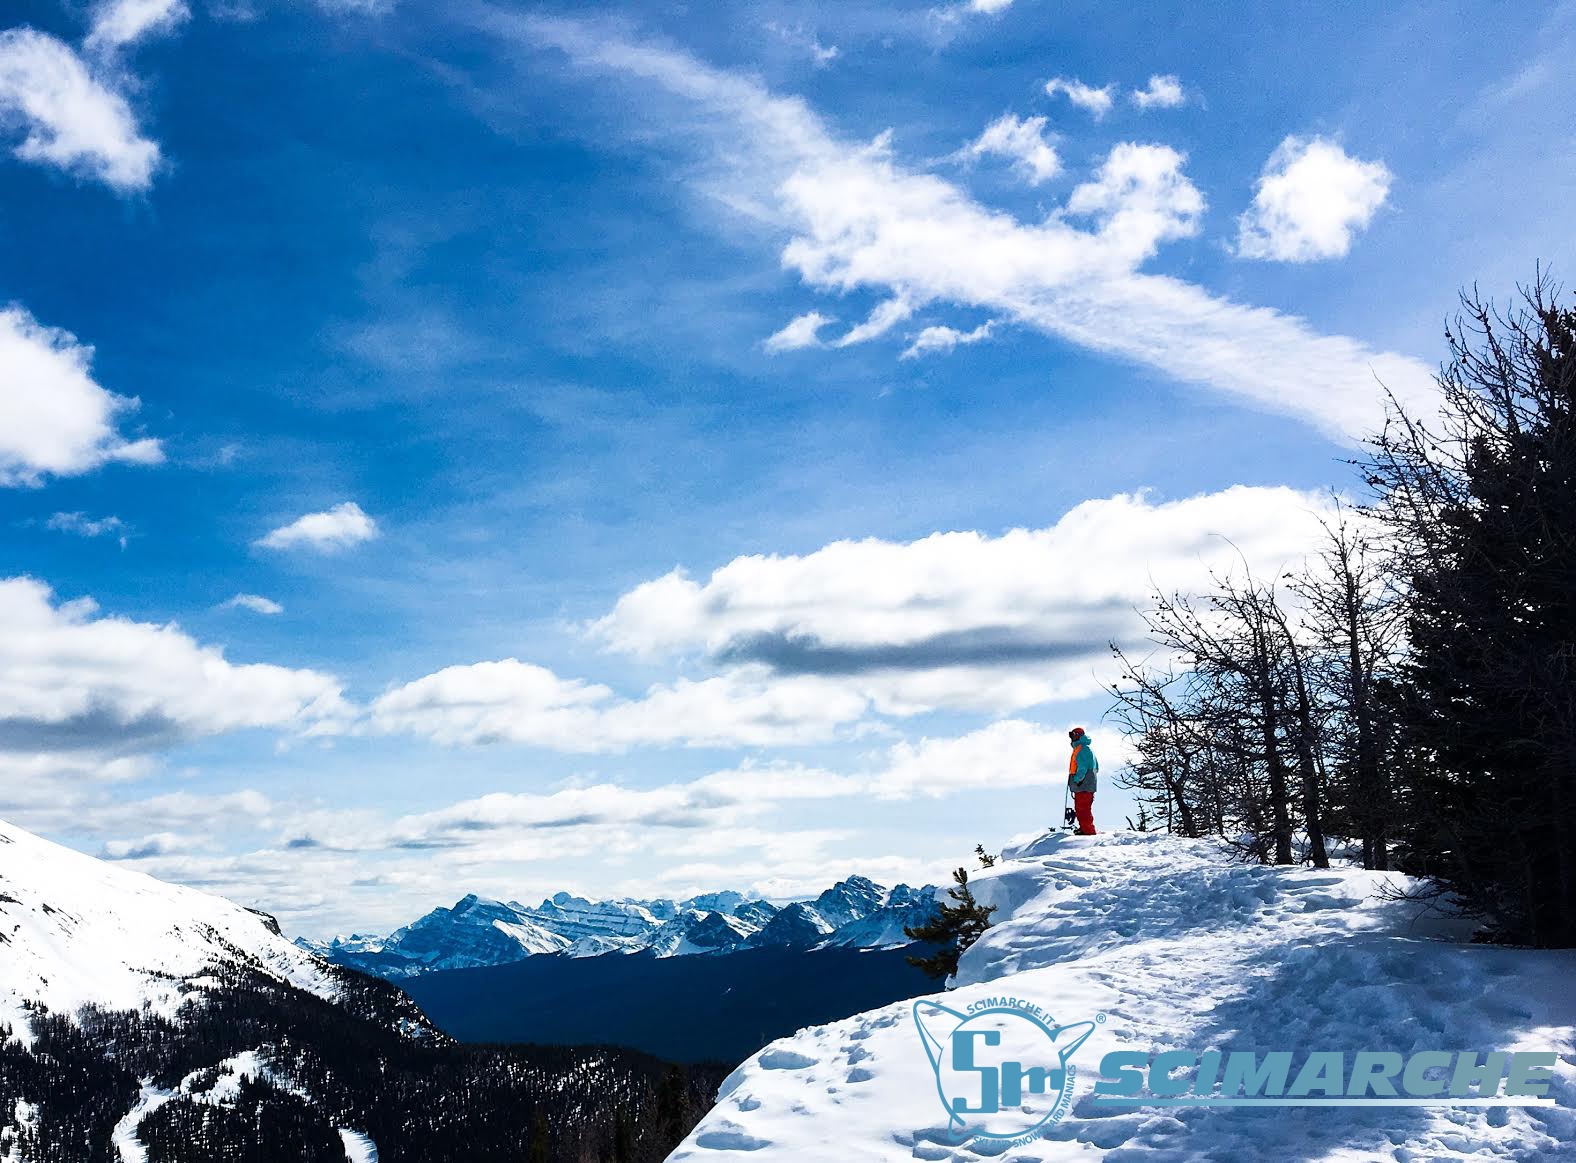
[0,817,339,1043]
[670,831,1576,1161]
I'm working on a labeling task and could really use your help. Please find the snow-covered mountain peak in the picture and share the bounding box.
[308,873,937,979]
[522,892,664,942]
[385,895,570,973]
[681,889,747,915]
[0,817,339,1038]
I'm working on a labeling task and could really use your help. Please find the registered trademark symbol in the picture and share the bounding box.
[1095,1013,1107,1024]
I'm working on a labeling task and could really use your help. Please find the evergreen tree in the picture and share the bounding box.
[613,1115,635,1163]
[653,1064,688,1149]
[904,867,996,980]
[1367,278,1576,945]
[528,1111,550,1163]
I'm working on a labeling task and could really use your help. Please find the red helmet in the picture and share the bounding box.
[1068,727,1086,742]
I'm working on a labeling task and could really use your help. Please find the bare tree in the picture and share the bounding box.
[1106,651,1204,838]
[1291,501,1407,869]
[1111,563,1331,867]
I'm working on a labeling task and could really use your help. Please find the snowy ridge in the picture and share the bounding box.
[377,893,573,972]
[527,891,670,940]
[671,831,1576,1161]
[0,818,339,1034]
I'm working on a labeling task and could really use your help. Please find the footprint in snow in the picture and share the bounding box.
[757,1047,816,1070]
[693,1124,771,1151]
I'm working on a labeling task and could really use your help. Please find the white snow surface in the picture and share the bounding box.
[111,1083,170,1163]
[670,830,1576,1161]
[339,1128,379,1162]
[0,817,339,1025]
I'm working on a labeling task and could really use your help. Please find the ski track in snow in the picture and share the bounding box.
[111,1083,173,1163]
[670,831,1576,1161]
[339,1128,379,1162]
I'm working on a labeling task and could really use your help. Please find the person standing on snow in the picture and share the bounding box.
[1068,727,1098,835]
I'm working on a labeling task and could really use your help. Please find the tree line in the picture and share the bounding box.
[1110,276,1576,948]
[0,959,725,1163]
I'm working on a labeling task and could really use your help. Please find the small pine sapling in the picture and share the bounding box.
[905,866,997,980]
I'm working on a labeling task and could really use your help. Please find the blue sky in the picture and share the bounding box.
[1,0,1571,935]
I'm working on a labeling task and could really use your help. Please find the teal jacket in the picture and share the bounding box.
[1068,736,1098,794]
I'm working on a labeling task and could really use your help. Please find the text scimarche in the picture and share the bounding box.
[1091,1049,1559,1106]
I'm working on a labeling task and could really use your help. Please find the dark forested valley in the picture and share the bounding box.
[0,959,724,1163]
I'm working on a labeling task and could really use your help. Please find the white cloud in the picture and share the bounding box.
[1064,142,1205,264]
[256,502,379,552]
[901,320,994,359]
[764,310,834,352]
[369,660,869,751]
[690,761,867,802]
[513,19,1436,440]
[832,296,912,347]
[872,719,1118,798]
[102,830,187,860]
[1131,74,1185,110]
[0,577,351,755]
[765,23,839,67]
[369,659,612,748]
[0,304,163,486]
[969,0,1015,11]
[85,0,190,54]
[382,784,745,850]
[0,769,273,846]
[1236,136,1392,262]
[596,671,871,748]
[45,511,132,547]
[221,593,284,615]
[592,486,1343,715]
[0,28,160,190]
[1044,76,1115,118]
[348,720,1073,846]
[960,113,1060,185]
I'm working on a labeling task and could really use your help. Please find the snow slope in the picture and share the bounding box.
[671,831,1576,1161]
[0,817,339,1039]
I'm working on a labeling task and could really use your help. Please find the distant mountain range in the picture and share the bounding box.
[297,875,941,979]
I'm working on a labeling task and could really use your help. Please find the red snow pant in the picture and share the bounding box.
[1073,792,1097,835]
